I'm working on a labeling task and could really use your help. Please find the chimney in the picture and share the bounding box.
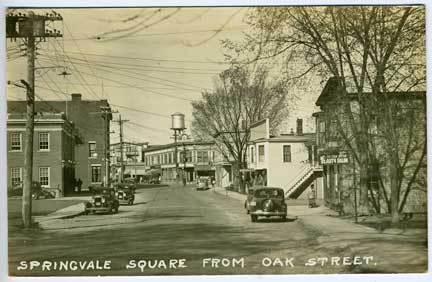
[71,93,82,101]
[296,118,303,135]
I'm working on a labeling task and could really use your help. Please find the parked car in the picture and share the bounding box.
[32,189,55,200]
[115,186,135,205]
[31,181,55,200]
[84,188,119,214]
[196,176,210,191]
[245,187,287,222]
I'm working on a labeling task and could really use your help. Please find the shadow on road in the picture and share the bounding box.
[256,217,298,223]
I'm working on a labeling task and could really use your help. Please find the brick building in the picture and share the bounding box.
[8,93,112,193]
[143,140,217,183]
[7,113,78,196]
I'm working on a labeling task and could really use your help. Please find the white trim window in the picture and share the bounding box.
[258,145,265,162]
[39,167,50,187]
[11,167,23,187]
[283,145,292,163]
[91,164,102,183]
[38,132,50,151]
[89,141,97,158]
[10,132,22,151]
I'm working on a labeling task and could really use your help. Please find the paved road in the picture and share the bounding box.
[7,185,424,276]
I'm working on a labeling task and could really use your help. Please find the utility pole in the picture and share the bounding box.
[7,10,62,228]
[113,115,129,182]
[23,31,35,228]
[101,106,112,187]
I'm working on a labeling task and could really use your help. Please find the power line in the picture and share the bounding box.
[61,66,196,102]
[61,26,248,41]
[48,39,103,100]
[63,22,102,97]
[40,49,229,64]
[37,54,220,75]
[96,8,181,42]
[37,54,210,93]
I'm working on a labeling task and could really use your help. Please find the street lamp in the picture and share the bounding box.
[171,113,186,184]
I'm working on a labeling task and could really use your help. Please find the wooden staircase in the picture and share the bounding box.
[285,164,322,199]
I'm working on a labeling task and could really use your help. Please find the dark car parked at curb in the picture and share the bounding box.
[84,188,119,214]
[245,186,287,222]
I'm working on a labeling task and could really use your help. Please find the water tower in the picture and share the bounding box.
[171,113,186,184]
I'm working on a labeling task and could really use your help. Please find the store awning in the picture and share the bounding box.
[143,169,162,176]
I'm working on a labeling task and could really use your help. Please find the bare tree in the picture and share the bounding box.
[191,65,290,193]
[225,6,426,223]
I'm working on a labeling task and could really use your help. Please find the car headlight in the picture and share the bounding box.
[102,198,106,203]
[250,201,257,206]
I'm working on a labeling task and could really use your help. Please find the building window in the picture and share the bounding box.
[10,132,22,151]
[11,167,22,187]
[39,167,50,187]
[91,165,102,183]
[197,151,209,163]
[250,146,255,163]
[283,145,292,162]
[89,142,97,158]
[186,151,192,162]
[258,145,265,162]
[319,121,326,133]
[39,132,50,150]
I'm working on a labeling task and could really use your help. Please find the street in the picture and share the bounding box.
[8,184,427,276]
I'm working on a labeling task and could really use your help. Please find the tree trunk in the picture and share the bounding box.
[390,156,400,225]
[357,144,370,215]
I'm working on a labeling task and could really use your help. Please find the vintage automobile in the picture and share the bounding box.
[32,189,55,200]
[115,186,135,205]
[196,176,210,191]
[84,188,120,214]
[244,187,287,222]
[31,181,55,200]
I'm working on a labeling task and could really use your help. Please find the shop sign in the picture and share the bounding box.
[319,151,349,164]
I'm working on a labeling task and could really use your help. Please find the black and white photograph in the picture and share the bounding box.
[2,1,429,279]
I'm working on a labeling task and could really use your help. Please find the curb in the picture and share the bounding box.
[35,203,86,223]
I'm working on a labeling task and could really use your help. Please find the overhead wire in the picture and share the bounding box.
[48,39,103,100]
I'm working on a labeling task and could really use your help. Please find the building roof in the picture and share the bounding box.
[142,140,215,153]
[316,77,426,107]
[249,133,315,144]
[7,98,110,114]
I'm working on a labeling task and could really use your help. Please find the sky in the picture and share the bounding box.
[6,7,320,145]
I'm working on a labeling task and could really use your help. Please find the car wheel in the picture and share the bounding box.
[251,215,258,222]
[281,215,287,221]
[129,200,133,205]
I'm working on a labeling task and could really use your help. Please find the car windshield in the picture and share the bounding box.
[254,189,284,198]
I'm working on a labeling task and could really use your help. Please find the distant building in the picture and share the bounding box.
[246,118,323,199]
[7,112,79,196]
[110,141,148,182]
[143,140,217,183]
[8,93,112,193]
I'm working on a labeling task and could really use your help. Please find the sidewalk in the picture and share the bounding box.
[33,196,90,224]
[212,186,427,240]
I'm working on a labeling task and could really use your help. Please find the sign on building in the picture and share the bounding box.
[319,151,349,165]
